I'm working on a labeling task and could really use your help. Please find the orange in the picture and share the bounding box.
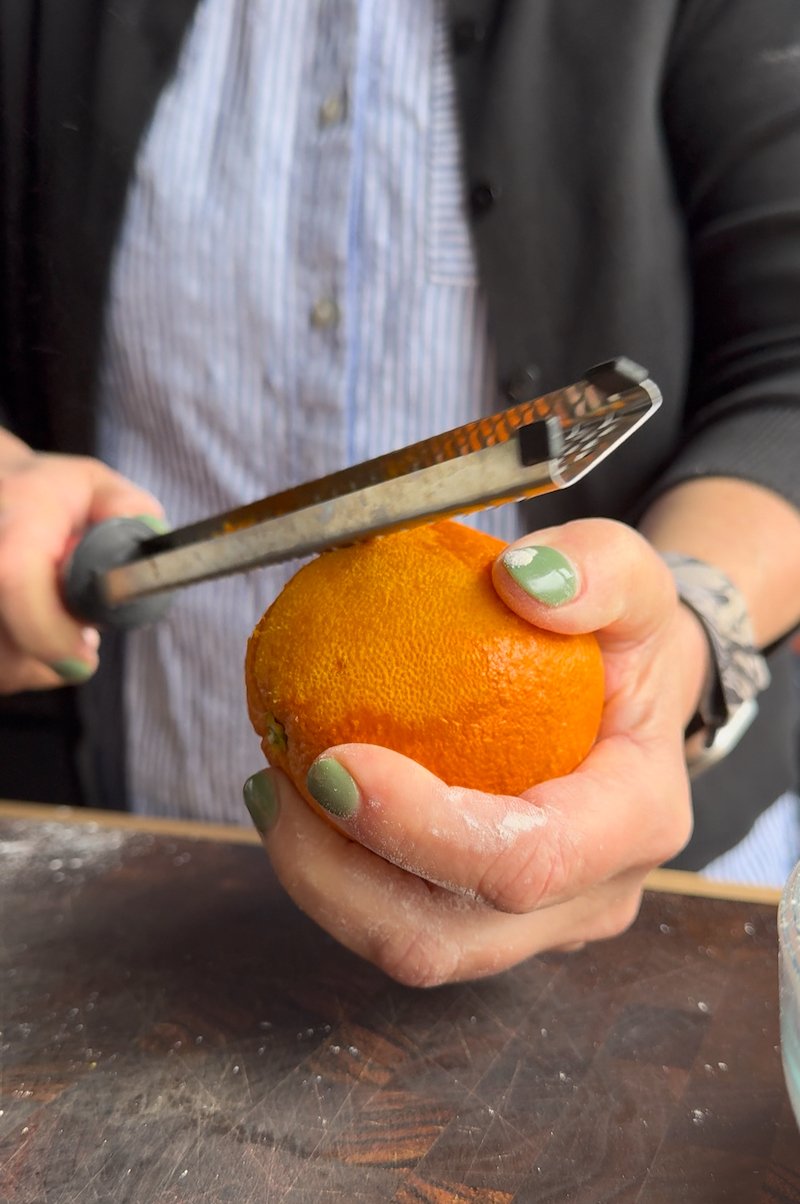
[245,520,603,803]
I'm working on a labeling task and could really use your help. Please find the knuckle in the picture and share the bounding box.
[666,805,693,862]
[0,647,57,695]
[478,824,575,915]
[593,890,643,941]
[0,456,39,505]
[648,780,694,865]
[371,929,458,990]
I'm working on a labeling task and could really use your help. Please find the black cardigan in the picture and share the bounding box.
[2,0,799,867]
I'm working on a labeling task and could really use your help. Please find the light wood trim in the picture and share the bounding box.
[0,800,261,845]
[645,867,781,907]
[0,800,782,906]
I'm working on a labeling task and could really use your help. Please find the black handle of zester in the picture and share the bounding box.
[62,517,174,629]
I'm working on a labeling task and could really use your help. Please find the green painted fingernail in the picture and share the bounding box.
[136,514,171,534]
[243,771,280,834]
[307,758,360,818]
[502,545,578,606]
[51,658,95,684]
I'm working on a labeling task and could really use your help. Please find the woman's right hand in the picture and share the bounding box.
[0,431,165,693]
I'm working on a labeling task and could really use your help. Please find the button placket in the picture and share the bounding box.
[319,92,347,127]
[310,296,341,329]
[291,0,357,487]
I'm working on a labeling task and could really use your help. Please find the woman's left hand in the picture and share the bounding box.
[243,519,707,986]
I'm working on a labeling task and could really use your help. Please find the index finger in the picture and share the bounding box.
[0,456,162,668]
[303,738,693,913]
[492,518,678,651]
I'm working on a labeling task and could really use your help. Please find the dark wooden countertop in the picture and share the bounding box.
[1,801,798,1203]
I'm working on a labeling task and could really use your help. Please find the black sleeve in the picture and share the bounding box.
[656,0,800,509]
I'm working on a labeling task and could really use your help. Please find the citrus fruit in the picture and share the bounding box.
[245,520,604,803]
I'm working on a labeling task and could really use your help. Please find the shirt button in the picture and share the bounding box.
[469,180,498,217]
[310,297,340,329]
[503,364,541,403]
[452,19,485,54]
[319,93,347,127]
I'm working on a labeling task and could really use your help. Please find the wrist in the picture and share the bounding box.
[662,552,771,775]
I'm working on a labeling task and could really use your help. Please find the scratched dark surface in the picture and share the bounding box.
[2,813,800,1204]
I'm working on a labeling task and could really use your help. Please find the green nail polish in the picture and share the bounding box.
[502,545,578,606]
[243,771,279,834]
[307,758,360,818]
[136,514,171,535]
[51,658,95,684]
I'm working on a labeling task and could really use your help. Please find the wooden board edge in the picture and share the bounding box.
[645,867,781,907]
[0,799,262,845]
[0,801,784,905]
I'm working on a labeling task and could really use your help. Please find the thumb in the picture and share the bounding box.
[79,460,167,528]
[491,518,677,649]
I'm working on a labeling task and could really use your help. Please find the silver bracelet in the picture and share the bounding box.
[661,553,770,776]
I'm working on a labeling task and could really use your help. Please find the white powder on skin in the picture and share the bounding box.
[499,809,547,835]
[503,546,540,569]
[357,784,548,901]
[287,788,549,983]
[439,786,548,850]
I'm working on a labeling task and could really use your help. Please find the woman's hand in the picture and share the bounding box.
[0,432,164,693]
[244,519,708,986]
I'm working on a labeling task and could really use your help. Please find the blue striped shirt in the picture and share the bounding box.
[96,0,798,884]
[97,0,519,825]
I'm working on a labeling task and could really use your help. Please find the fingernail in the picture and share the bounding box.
[243,770,280,835]
[135,514,171,535]
[81,627,101,653]
[502,545,578,606]
[307,757,360,818]
[50,657,96,684]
